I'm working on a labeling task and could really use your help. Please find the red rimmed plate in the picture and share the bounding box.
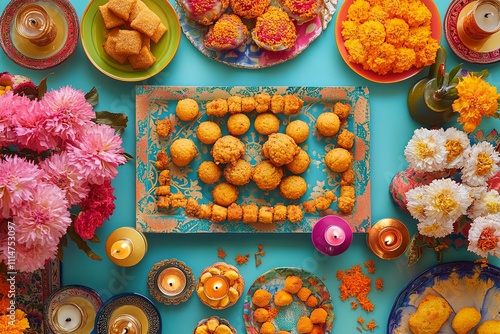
[0,0,79,70]
[445,0,500,64]
[335,0,442,83]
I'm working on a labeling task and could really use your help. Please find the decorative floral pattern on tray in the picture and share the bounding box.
[173,0,337,68]
[388,261,500,334]
[243,267,334,334]
[136,86,371,233]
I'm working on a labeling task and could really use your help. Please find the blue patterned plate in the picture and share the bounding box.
[243,267,334,334]
[388,261,500,333]
[94,293,161,334]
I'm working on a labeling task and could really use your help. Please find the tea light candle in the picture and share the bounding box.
[106,227,148,267]
[367,218,410,260]
[311,215,353,256]
[15,4,57,46]
[110,239,133,260]
[463,0,500,39]
[203,275,229,300]
[158,267,187,297]
[52,302,85,333]
[108,314,142,334]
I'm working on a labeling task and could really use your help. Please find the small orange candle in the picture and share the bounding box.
[108,314,141,334]
[110,239,133,260]
[367,218,410,260]
[15,4,57,46]
[203,276,229,300]
[379,229,403,251]
[158,267,187,297]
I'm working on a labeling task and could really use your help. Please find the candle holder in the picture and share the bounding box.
[147,259,195,305]
[15,4,57,46]
[311,215,353,256]
[196,262,244,310]
[463,0,500,39]
[105,227,148,267]
[44,285,103,334]
[108,314,142,334]
[367,218,411,260]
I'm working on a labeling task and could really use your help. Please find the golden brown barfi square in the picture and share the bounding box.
[211,204,227,222]
[128,46,156,70]
[337,129,355,149]
[270,94,284,114]
[258,206,273,224]
[206,98,228,117]
[107,0,138,20]
[114,29,142,55]
[158,169,171,186]
[170,193,187,208]
[130,9,161,38]
[255,92,271,113]
[157,196,171,209]
[227,203,243,221]
[151,23,167,43]
[273,204,287,222]
[103,36,128,64]
[241,97,256,113]
[283,94,304,115]
[156,118,171,137]
[129,0,148,22]
[197,204,213,219]
[155,185,171,196]
[287,205,303,223]
[242,204,258,223]
[185,198,199,217]
[98,3,126,29]
[340,185,355,199]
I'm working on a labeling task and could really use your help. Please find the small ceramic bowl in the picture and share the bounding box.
[193,316,237,334]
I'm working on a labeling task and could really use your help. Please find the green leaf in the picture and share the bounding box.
[123,152,134,161]
[447,63,463,83]
[406,233,423,266]
[67,226,102,261]
[37,76,49,100]
[93,111,128,134]
[85,87,99,107]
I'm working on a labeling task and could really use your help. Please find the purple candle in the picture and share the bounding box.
[312,215,353,256]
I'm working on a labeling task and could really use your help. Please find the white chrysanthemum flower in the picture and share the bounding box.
[443,128,470,169]
[468,185,488,200]
[406,186,427,221]
[468,189,500,219]
[423,178,473,223]
[404,128,447,172]
[417,217,455,238]
[467,214,500,258]
[461,141,500,187]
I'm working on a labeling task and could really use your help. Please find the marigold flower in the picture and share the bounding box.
[452,74,500,132]
[392,47,416,73]
[405,26,431,49]
[347,0,370,23]
[345,39,368,64]
[364,42,396,75]
[407,1,432,27]
[414,39,440,68]
[341,20,359,40]
[358,21,386,48]
[385,18,409,47]
[367,5,389,23]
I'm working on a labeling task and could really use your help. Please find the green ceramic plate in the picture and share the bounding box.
[80,0,180,82]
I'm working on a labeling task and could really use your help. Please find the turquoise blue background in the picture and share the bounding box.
[1,0,500,333]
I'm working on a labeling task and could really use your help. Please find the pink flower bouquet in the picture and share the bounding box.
[0,73,129,272]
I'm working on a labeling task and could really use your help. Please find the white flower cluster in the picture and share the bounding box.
[403,128,500,258]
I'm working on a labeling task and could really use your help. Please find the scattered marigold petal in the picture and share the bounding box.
[217,247,227,259]
[375,278,383,290]
[235,253,249,265]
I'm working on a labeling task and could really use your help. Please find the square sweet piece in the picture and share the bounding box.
[107,0,138,20]
[103,35,128,64]
[129,0,149,22]
[150,23,167,43]
[98,3,126,29]
[128,46,157,70]
[130,8,161,37]
[114,30,142,55]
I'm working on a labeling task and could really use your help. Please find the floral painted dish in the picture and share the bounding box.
[388,261,500,334]
[0,0,79,70]
[174,0,337,68]
[444,0,500,64]
[44,285,103,334]
[94,293,161,334]
[135,86,371,233]
[80,0,181,82]
[147,258,196,305]
[243,267,334,334]
[335,0,442,83]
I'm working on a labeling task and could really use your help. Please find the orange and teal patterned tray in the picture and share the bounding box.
[135,86,370,233]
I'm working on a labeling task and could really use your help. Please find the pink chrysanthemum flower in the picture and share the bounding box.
[67,123,126,185]
[39,151,90,206]
[0,227,58,273]
[80,180,116,219]
[14,182,71,248]
[468,214,500,258]
[41,86,96,143]
[0,156,42,218]
[74,209,105,240]
[0,91,17,146]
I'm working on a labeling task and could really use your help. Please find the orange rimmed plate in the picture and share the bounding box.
[335,0,442,83]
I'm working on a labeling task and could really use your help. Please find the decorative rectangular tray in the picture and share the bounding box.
[136,86,371,233]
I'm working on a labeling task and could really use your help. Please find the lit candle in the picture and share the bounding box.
[15,4,57,46]
[203,275,229,300]
[158,267,187,297]
[110,239,133,260]
[52,302,85,333]
[463,0,500,39]
[108,314,142,334]
[311,215,353,256]
[367,218,410,260]
[106,227,148,267]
